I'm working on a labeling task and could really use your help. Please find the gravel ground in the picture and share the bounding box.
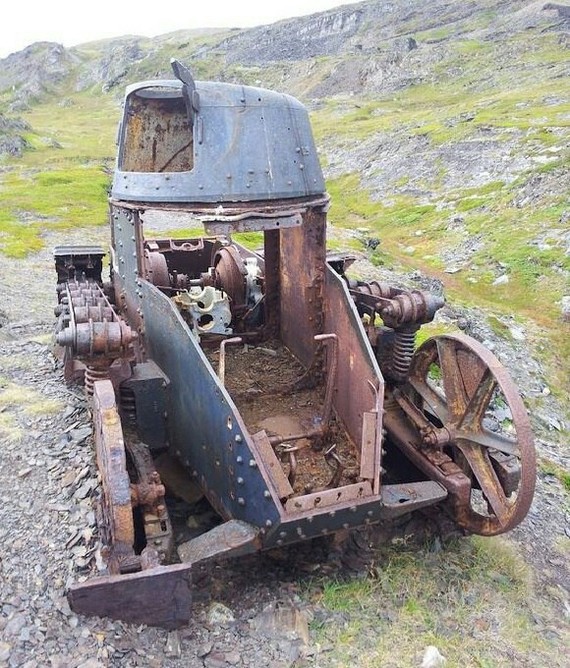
[0,229,568,667]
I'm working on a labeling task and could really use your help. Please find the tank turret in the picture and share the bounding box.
[112,60,325,203]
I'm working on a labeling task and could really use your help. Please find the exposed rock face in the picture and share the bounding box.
[543,2,570,19]
[209,0,552,72]
[0,0,565,169]
[0,1,566,103]
[0,113,31,157]
[221,6,365,63]
[0,42,79,108]
[0,114,30,133]
[75,37,149,92]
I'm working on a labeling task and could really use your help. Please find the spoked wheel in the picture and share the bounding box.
[404,333,536,535]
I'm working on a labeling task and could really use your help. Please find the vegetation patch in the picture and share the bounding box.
[322,163,570,414]
[0,381,63,416]
[0,166,110,256]
[540,459,570,493]
[414,321,459,349]
[306,536,559,667]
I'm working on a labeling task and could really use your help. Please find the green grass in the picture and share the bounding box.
[540,459,570,493]
[0,382,63,413]
[321,162,570,414]
[0,380,64,441]
[307,536,561,667]
[311,30,569,150]
[18,92,119,166]
[0,166,110,256]
[1,167,110,221]
[0,90,117,256]
[487,315,515,342]
[415,321,459,349]
[312,78,569,147]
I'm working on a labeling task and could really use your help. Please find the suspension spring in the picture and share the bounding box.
[353,280,394,300]
[389,327,418,383]
[120,385,137,423]
[84,366,111,397]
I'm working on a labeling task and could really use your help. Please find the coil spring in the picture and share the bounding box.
[120,386,137,423]
[84,366,110,396]
[355,280,392,299]
[389,328,417,383]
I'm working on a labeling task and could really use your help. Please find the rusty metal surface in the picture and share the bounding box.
[262,477,442,548]
[218,337,243,386]
[144,250,170,288]
[279,207,327,367]
[55,64,539,631]
[120,93,193,174]
[121,360,169,450]
[112,195,330,216]
[56,280,137,360]
[263,228,281,339]
[109,205,145,349]
[379,481,448,519]
[397,333,536,535]
[313,333,338,426]
[204,212,303,235]
[139,278,282,528]
[112,76,326,203]
[178,520,260,564]
[214,246,247,308]
[92,379,136,573]
[349,281,444,328]
[54,246,105,285]
[349,280,445,383]
[359,411,379,485]
[252,430,295,500]
[127,442,174,563]
[285,481,373,513]
[67,562,192,629]
[323,265,384,478]
[383,406,472,507]
[69,379,185,629]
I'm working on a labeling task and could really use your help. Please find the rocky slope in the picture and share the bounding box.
[0,0,567,427]
[0,2,569,666]
[0,114,30,156]
[0,1,566,97]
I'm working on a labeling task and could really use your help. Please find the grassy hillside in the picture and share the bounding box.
[0,0,568,415]
[0,3,568,666]
[0,91,117,256]
[311,25,569,418]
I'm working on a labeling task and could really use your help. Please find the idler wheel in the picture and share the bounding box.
[403,333,536,536]
[213,245,247,307]
[144,250,170,288]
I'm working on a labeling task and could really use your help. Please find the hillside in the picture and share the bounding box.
[0,0,567,420]
[0,1,569,666]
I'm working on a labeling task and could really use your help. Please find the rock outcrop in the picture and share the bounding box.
[0,113,31,157]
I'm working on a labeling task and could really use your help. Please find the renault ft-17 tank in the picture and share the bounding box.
[53,60,536,628]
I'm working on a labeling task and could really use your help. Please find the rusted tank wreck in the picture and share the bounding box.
[53,60,536,628]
